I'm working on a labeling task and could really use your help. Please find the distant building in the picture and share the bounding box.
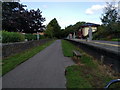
[77,23,100,39]
[33,32,44,35]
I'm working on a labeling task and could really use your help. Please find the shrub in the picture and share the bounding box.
[25,34,37,41]
[39,35,46,39]
[2,31,25,43]
[25,34,46,41]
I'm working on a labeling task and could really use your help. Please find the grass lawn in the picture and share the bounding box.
[62,40,119,88]
[111,38,120,42]
[97,38,120,42]
[2,40,55,76]
[61,40,78,57]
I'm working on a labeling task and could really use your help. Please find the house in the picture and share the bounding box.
[33,32,45,35]
[77,23,100,39]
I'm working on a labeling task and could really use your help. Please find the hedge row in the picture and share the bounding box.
[2,31,25,43]
[2,31,46,43]
[25,34,37,41]
[25,34,46,41]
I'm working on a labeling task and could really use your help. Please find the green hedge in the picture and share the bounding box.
[39,35,46,39]
[2,31,25,43]
[25,34,46,41]
[25,34,37,41]
[2,31,46,43]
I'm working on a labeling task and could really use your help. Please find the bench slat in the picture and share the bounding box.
[73,50,81,57]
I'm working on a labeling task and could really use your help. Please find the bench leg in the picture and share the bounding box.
[77,56,81,60]
[73,53,75,57]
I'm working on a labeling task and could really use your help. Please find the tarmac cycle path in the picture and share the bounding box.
[2,40,74,88]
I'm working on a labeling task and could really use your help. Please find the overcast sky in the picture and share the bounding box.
[20,0,119,29]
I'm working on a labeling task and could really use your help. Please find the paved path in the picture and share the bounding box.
[2,40,74,88]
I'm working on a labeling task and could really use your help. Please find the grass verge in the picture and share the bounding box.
[111,38,120,42]
[61,40,78,57]
[62,40,119,88]
[2,40,55,76]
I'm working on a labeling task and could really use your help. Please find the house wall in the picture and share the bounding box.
[82,26,97,36]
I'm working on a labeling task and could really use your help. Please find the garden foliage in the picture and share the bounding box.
[2,31,25,43]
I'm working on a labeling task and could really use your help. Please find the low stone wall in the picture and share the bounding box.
[2,39,51,58]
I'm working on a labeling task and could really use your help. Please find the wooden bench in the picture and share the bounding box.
[73,50,82,59]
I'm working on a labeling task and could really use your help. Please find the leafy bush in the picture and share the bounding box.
[93,24,120,40]
[2,30,46,43]
[25,34,46,41]
[111,38,120,41]
[2,31,25,43]
[39,35,46,39]
[25,34,37,41]
[93,25,108,40]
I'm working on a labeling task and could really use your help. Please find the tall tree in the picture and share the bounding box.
[101,2,118,25]
[0,1,2,30]
[45,18,61,38]
[2,2,45,33]
[23,9,45,33]
[100,2,119,34]
[2,2,23,32]
[62,21,85,38]
[93,2,120,40]
[45,24,53,38]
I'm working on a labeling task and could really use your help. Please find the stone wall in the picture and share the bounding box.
[2,39,51,58]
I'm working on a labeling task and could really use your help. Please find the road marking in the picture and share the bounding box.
[74,39,120,47]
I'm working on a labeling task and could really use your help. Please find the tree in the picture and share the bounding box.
[45,18,61,38]
[64,25,74,37]
[23,9,45,33]
[101,2,118,25]
[0,1,2,30]
[72,21,86,32]
[100,2,119,34]
[2,2,45,33]
[93,2,120,40]
[45,24,53,38]
[62,21,85,38]
[2,2,23,32]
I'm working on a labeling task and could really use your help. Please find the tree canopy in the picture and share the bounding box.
[2,2,45,33]
[93,2,120,40]
[45,18,61,38]
[62,21,86,38]
[100,2,120,33]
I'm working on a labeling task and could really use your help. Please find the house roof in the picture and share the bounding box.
[81,23,100,27]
